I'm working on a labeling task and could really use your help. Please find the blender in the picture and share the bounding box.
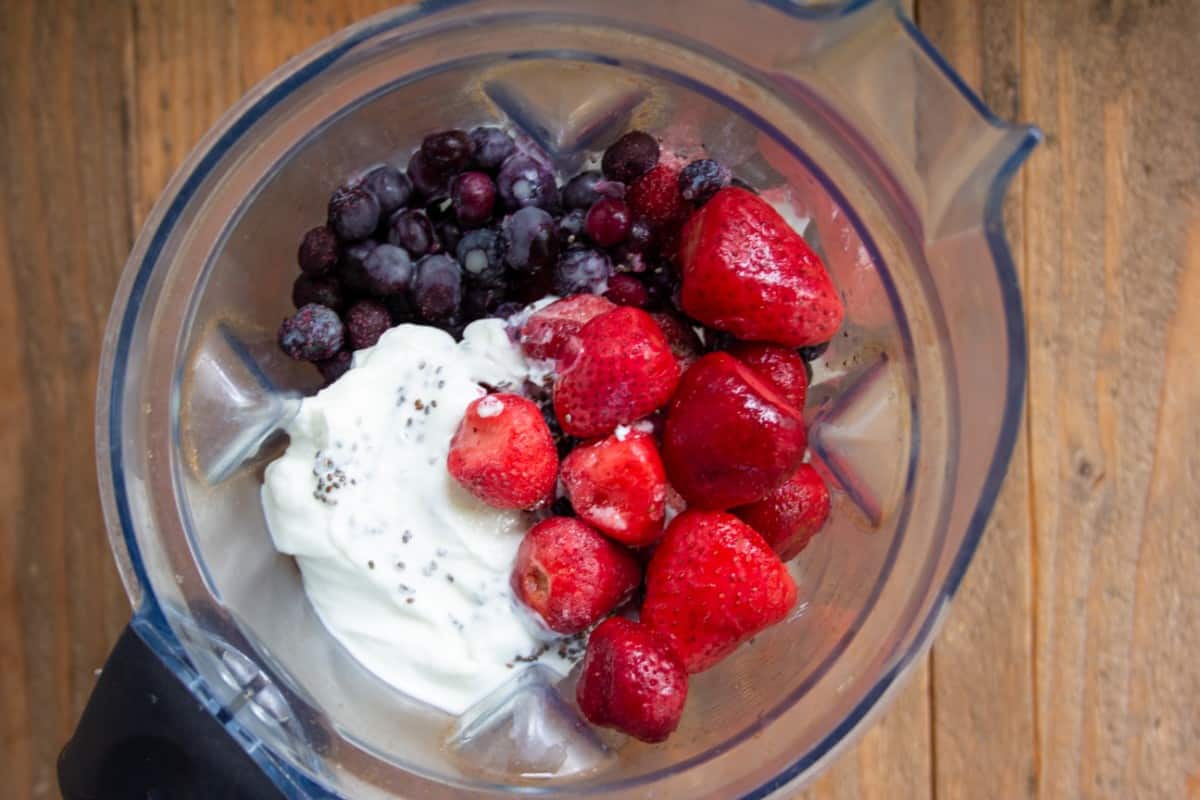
[61,0,1039,796]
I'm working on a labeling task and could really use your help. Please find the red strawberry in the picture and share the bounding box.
[447,393,558,510]
[643,510,797,672]
[553,307,680,438]
[561,430,668,547]
[649,311,703,370]
[733,464,831,560]
[662,352,807,509]
[727,341,809,410]
[627,165,686,229]
[576,617,688,742]
[511,517,641,634]
[679,187,843,347]
[520,294,616,361]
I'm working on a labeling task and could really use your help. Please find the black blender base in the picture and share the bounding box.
[59,625,288,800]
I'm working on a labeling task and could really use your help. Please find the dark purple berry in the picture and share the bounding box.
[463,285,507,319]
[502,207,559,273]
[292,274,345,310]
[679,159,731,205]
[470,126,516,171]
[436,219,463,254]
[412,254,463,322]
[496,154,558,212]
[585,198,632,247]
[362,244,414,296]
[407,149,449,199]
[562,171,604,210]
[553,248,611,296]
[328,185,381,241]
[625,218,654,252]
[451,171,497,228]
[344,299,392,350]
[338,239,378,292]
[603,273,650,308]
[297,225,339,275]
[601,130,659,183]
[362,165,412,215]
[798,341,830,362]
[386,209,436,257]
[456,228,504,289]
[421,129,474,173]
[386,293,417,324]
[316,350,353,384]
[279,304,344,361]
[556,209,588,247]
[641,267,678,310]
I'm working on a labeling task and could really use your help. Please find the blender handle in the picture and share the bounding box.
[58,624,287,800]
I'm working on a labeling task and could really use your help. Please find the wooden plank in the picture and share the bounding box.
[913,0,1038,797]
[0,2,136,797]
[1019,0,1200,796]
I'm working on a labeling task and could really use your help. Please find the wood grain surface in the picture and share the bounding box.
[1,1,1197,798]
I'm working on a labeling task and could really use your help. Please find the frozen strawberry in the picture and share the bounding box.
[553,307,680,438]
[662,352,807,509]
[643,510,797,672]
[511,517,641,634]
[727,342,809,410]
[627,165,686,229]
[650,311,703,370]
[679,187,843,347]
[561,430,668,547]
[447,393,557,510]
[733,464,831,561]
[576,617,688,742]
[519,294,616,361]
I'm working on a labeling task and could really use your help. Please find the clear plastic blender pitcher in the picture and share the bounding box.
[66,0,1039,797]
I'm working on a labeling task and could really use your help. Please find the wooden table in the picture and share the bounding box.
[2,1,1197,797]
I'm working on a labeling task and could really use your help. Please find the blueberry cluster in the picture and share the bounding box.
[278,126,772,382]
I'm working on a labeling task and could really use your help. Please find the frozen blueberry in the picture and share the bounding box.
[601,130,659,183]
[585,197,632,247]
[386,293,417,325]
[556,209,588,247]
[344,299,392,350]
[292,274,345,310]
[470,126,516,171]
[463,285,508,319]
[407,149,449,199]
[361,165,412,215]
[435,219,463,254]
[362,244,414,295]
[553,247,611,295]
[451,171,497,228]
[496,154,558,212]
[338,239,379,293]
[328,185,381,241]
[421,129,474,173]
[562,170,604,210]
[386,209,437,258]
[316,350,353,384]
[279,303,344,361]
[678,158,731,205]
[603,273,650,308]
[625,218,654,253]
[412,254,463,322]
[456,228,505,289]
[799,341,830,362]
[297,225,339,276]
[502,207,559,273]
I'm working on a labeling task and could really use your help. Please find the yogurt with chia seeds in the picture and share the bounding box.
[261,319,576,715]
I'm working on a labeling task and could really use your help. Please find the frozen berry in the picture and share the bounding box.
[733,464,831,561]
[448,393,558,510]
[297,225,339,275]
[278,303,344,361]
[327,185,380,241]
[585,198,632,247]
[496,154,558,212]
[470,126,516,171]
[292,274,345,310]
[337,239,378,293]
[343,299,391,350]
[451,171,497,228]
[603,273,650,308]
[421,129,474,173]
[361,165,412,215]
[628,165,685,229]
[556,209,588,246]
[386,293,416,324]
[502,207,559,273]
[361,243,414,296]
[406,149,449,199]
[456,228,504,289]
[562,170,604,210]
[412,254,462,322]
[435,218,462,254]
[316,350,352,384]
[386,209,436,257]
[799,341,830,361]
[463,285,507,319]
[625,218,654,253]
[678,158,730,205]
[601,130,659,183]
[554,248,612,296]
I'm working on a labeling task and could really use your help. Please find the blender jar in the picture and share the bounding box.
[68,0,1039,797]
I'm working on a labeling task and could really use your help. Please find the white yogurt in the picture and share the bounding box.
[261,320,576,715]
